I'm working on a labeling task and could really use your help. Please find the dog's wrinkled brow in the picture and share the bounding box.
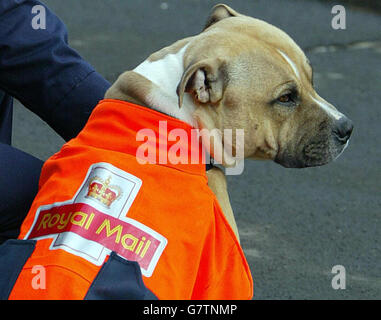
[277,50,300,80]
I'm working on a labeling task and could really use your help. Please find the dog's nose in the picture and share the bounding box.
[333,117,353,144]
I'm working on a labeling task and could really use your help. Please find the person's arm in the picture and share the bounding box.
[0,143,43,244]
[0,0,110,141]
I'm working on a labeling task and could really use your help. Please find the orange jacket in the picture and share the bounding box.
[10,99,253,300]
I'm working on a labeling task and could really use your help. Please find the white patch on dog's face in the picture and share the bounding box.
[311,96,344,121]
[276,49,344,122]
[277,49,300,80]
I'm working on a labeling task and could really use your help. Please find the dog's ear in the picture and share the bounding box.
[176,58,226,108]
[204,4,241,30]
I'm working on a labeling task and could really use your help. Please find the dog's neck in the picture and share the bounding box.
[133,44,197,127]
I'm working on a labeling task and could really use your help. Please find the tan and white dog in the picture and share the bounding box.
[105,4,353,240]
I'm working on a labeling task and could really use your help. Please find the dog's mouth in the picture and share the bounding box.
[274,153,306,168]
[275,135,349,169]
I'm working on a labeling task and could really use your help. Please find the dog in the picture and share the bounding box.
[3,4,352,300]
[106,3,353,241]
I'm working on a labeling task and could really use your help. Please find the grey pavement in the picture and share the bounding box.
[12,0,381,299]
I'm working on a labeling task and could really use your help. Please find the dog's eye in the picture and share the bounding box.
[278,94,292,104]
[272,87,298,107]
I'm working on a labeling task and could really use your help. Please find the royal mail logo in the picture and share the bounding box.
[24,163,167,277]
[86,175,122,208]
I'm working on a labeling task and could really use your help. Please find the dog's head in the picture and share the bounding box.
[177,4,353,168]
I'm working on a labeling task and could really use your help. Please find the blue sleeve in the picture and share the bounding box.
[0,0,111,141]
[0,143,43,243]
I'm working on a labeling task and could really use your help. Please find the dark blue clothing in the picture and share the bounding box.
[0,143,43,243]
[0,92,12,145]
[0,240,157,299]
[0,1,157,301]
[0,0,111,242]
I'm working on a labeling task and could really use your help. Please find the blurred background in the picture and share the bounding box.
[12,0,380,299]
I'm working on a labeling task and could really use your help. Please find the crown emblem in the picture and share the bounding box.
[86,175,122,208]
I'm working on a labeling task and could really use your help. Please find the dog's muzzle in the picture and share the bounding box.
[275,115,354,169]
[332,116,353,145]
